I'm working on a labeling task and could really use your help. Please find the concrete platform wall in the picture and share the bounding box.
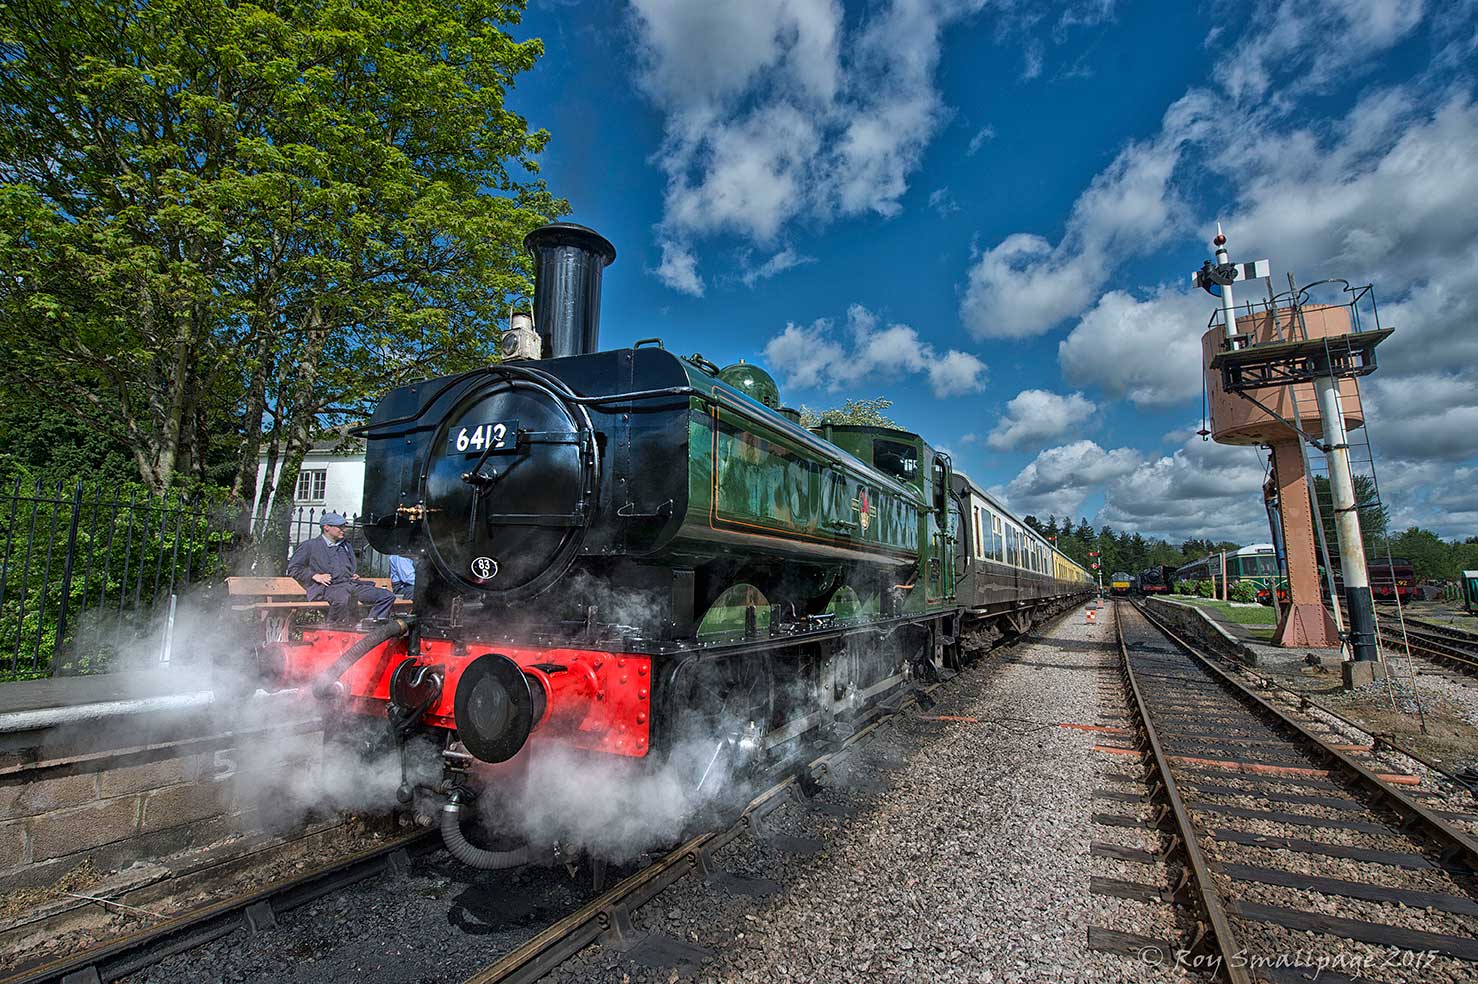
[0,695,323,890]
[1141,597,1256,665]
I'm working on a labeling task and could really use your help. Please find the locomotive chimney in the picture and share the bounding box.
[523,222,617,359]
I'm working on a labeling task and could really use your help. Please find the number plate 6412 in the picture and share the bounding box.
[448,420,519,456]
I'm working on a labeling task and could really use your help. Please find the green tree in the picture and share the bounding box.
[1147,541,1183,568]
[1454,541,1478,577]
[1388,527,1454,581]
[0,0,566,503]
[0,385,139,490]
[799,397,898,428]
[1125,532,1149,571]
[1098,525,1120,573]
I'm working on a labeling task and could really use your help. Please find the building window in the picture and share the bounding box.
[296,469,327,503]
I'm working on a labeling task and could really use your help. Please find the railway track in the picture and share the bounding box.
[1400,622,1478,679]
[1109,599,1478,983]
[3,603,1086,984]
[1330,601,1478,679]
[458,604,1090,984]
[2,827,439,984]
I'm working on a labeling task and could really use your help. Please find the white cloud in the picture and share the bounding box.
[928,187,960,216]
[959,91,1212,338]
[929,349,990,396]
[1221,91,1478,288]
[1361,373,1478,462]
[663,103,823,242]
[990,440,1140,519]
[1056,0,1118,34]
[1097,433,1270,542]
[653,239,705,296]
[1218,0,1425,103]
[630,0,842,114]
[1057,287,1212,406]
[957,2,1436,339]
[761,320,847,391]
[1020,43,1043,80]
[632,0,990,291]
[763,303,987,398]
[739,247,817,287]
[987,389,1096,451]
[1378,461,1478,539]
[966,125,995,155]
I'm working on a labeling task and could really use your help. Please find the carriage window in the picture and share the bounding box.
[873,440,918,481]
[973,507,984,558]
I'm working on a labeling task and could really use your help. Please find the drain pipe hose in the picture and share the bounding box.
[311,618,409,700]
[439,796,543,870]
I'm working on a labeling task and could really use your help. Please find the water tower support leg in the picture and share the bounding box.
[1270,440,1338,648]
[1313,374,1379,667]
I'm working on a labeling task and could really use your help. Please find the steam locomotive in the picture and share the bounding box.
[262,224,1092,867]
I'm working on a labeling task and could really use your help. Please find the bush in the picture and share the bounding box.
[1174,580,1192,595]
[1228,581,1257,603]
[1195,579,1215,598]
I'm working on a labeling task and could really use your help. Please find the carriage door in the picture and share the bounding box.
[929,454,954,601]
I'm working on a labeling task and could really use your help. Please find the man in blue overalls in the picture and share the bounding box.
[286,512,396,624]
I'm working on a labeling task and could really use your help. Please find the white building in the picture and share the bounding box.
[253,437,368,544]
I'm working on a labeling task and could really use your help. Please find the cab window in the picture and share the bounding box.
[873,440,918,482]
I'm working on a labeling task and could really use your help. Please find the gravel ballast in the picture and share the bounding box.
[548,603,1191,984]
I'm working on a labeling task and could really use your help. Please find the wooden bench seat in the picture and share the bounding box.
[227,575,410,640]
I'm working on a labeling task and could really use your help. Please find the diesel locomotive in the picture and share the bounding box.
[261,223,1092,867]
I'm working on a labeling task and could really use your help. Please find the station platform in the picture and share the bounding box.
[1139,595,1342,670]
[0,669,211,718]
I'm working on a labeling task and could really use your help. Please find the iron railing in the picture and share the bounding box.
[0,482,391,680]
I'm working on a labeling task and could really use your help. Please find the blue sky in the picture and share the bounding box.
[503,1,1478,544]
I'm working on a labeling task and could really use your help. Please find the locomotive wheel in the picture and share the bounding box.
[666,652,775,795]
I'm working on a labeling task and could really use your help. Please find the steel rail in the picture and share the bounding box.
[1331,602,1478,676]
[1,828,437,984]
[1131,601,1478,870]
[462,736,863,984]
[1402,627,1478,676]
[1113,600,1252,984]
[6,600,1084,984]
[463,600,1087,984]
[1404,617,1478,644]
[1153,597,1475,795]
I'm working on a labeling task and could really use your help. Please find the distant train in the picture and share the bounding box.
[1174,544,1286,604]
[1137,565,1173,596]
[1109,572,1133,596]
[1322,556,1415,602]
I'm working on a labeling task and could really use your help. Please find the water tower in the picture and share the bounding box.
[1194,229,1393,675]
